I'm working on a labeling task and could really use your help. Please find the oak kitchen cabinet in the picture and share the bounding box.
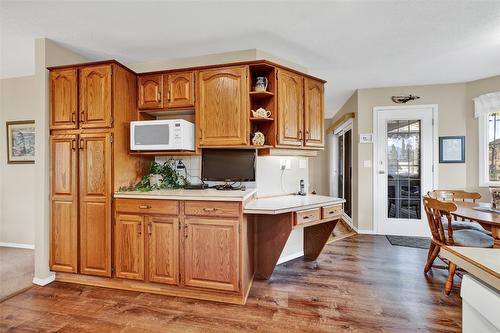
[184,217,240,292]
[50,68,78,130]
[114,199,179,285]
[304,78,325,147]
[48,61,148,278]
[277,69,304,147]
[197,66,249,146]
[138,71,195,110]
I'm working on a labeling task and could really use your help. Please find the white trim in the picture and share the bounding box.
[478,113,499,187]
[0,242,35,249]
[32,273,55,286]
[357,229,376,234]
[372,104,439,235]
[277,251,304,265]
[341,213,354,229]
[333,118,353,135]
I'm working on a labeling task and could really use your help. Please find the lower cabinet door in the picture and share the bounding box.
[184,217,239,292]
[115,214,144,280]
[148,216,179,285]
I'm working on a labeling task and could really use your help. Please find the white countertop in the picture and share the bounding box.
[114,188,257,202]
[244,194,345,214]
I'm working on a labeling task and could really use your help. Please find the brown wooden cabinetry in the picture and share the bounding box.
[79,132,112,277]
[115,214,145,280]
[49,134,78,272]
[197,66,249,146]
[148,216,179,284]
[114,199,179,285]
[79,65,113,128]
[49,61,145,278]
[165,71,195,109]
[304,78,325,147]
[184,217,240,292]
[50,69,78,130]
[138,74,163,109]
[277,69,304,146]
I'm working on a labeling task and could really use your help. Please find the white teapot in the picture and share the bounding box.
[251,107,271,118]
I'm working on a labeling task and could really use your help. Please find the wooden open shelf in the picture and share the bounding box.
[249,91,274,98]
[250,117,274,122]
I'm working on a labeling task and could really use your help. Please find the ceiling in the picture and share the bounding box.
[1,0,500,116]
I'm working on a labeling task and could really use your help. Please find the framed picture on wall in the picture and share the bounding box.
[6,120,35,164]
[439,136,465,163]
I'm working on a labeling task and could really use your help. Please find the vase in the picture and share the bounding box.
[490,187,500,209]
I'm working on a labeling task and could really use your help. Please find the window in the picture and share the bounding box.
[479,111,500,186]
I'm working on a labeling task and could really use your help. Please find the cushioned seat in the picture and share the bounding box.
[452,229,494,248]
[442,218,492,236]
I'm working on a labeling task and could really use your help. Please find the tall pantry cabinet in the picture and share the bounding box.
[49,61,148,277]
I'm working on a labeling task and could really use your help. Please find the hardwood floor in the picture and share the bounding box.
[0,235,462,332]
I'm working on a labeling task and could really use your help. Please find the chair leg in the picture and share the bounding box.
[424,243,439,274]
[445,262,456,295]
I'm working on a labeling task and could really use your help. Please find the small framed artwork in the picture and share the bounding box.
[6,120,35,164]
[439,136,465,163]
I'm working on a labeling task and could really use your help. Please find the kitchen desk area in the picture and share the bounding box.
[55,189,344,304]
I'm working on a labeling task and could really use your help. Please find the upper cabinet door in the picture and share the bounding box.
[50,68,78,130]
[165,71,195,109]
[79,132,112,277]
[277,69,304,146]
[79,65,112,129]
[304,78,325,147]
[138,74,163,109]
[198,66,249,146]
[50,134,78,273]
[148,216,179,285]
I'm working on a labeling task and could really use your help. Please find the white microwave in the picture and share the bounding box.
[130,119,195,151]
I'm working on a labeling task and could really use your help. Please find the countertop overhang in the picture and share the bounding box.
[243,194,345,215]
[114,188,257,202]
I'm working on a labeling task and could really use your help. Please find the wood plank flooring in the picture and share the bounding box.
[0,235,462,332]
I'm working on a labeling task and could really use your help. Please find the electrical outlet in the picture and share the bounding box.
[280,159,286,170]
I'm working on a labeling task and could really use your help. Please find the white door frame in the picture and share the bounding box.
[372,104,439,235]
[331,118,353,226]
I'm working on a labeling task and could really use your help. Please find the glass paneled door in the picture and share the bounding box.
[375,107,435,236]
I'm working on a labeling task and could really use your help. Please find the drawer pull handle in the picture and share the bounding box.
[303,215,310,219]
[139,205,152,209]
[203,208,217,212]
[329,211,335,214]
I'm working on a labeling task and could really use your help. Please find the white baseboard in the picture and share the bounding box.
[357,229,376,234]
[32,273,55,286]
[277,251,304,265]
[0,242,35,249]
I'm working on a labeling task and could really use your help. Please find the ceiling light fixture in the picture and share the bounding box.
[391,94,420,104]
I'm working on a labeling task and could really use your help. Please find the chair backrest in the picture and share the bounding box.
[423,195,458,245]
[428,190,481,203]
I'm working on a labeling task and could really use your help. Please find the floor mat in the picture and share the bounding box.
[386,235,430,249]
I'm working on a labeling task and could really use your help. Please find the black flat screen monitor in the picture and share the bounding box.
[202,149,256,182]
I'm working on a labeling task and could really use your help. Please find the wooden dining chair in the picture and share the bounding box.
[427,190,491,235]
[423,195,494,295]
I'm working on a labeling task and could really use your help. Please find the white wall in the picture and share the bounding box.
[0,76,37,247]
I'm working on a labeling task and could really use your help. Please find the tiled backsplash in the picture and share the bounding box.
[155,156,202,185]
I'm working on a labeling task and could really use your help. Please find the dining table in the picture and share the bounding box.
[452,201,500,248]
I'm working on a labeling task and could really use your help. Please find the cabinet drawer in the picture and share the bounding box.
[295,208,321,225]
[115,199,178,215]
[184,201,240,218]
[322,204,343,219]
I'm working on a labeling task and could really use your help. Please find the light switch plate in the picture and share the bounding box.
[360,133,373,144]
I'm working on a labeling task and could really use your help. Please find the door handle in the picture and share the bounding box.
[79,139,84,150]
[80,110,85,122]
[71,139,76,151]
[147,223,152,236]
[378,171,385,174]
[71,111,76,123]
[137,223,142,236]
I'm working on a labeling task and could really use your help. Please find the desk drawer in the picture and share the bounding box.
[295,208,321,225]
[115,199,179,215]
[322,204,343,219]
[185,201,240,218]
